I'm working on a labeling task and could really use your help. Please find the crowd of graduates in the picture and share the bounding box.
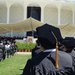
[0,37,17,61]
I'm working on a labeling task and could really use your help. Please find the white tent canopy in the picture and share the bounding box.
[0,17,43,33]
[58,24,75,38]
[11,17,44,32]
[0,18,75,37]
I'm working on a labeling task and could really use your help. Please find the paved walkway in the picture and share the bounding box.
[16,52,31,55]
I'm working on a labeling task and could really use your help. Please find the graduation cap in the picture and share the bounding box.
[62,37,75,48]
[36,23,63,46]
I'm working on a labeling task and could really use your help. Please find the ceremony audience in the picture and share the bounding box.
[0,37,17,61]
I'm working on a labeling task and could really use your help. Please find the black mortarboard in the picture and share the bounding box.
[36,23,63,46]
[62,37,75,48]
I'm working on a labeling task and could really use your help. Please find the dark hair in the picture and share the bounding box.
[38,37,56,49]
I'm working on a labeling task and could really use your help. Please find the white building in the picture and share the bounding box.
[0,0,75,26]
[0,0,75,25]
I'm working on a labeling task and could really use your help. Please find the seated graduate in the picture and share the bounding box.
[61,37,75,73]
[22,24,74,75]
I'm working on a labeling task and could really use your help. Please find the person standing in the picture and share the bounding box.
[5,43,11,58]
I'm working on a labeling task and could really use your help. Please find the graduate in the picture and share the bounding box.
[61,37,75,74]
[22,24,74,75]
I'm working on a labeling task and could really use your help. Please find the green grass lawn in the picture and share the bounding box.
[0,54,31,75]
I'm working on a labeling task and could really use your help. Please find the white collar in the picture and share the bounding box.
[44,49,56,52]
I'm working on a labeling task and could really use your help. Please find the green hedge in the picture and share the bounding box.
[16,42,36,51]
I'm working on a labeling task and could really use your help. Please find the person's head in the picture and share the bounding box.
[61,38,75,52]
[38,37,56,49]
[36,24,62,50]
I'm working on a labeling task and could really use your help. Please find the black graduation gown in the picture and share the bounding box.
[68,50,75,73]
[22,51,74,75]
